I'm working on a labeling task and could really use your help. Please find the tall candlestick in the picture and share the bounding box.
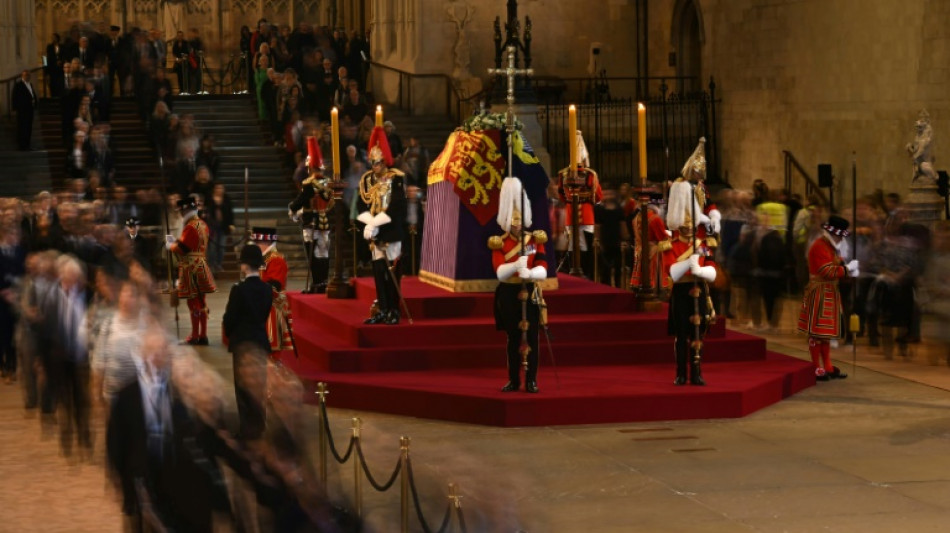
[568,104,578,170]
[331,107,341,176]
[637,103,647,182]
[375,105,383,127]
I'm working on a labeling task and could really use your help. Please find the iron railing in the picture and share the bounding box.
[783,150,828,207]
[538,78,722,187]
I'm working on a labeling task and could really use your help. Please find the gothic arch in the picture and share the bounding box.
[670,0,704,93]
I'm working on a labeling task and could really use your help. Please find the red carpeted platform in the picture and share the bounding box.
[277,275,814,427]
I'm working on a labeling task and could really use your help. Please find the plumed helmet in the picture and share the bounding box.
[306,136,324,171]
[367,126,393,166]
[680,137,707,181]
[497,177,532,233]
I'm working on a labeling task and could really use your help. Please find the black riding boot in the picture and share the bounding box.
[690,348,706,386]
[303,241,318,293]
[674,337,688,386]
[383,260,402,325]
[364,260,390,324]
[313,257,330,294]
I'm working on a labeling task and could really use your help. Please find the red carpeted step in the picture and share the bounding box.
[289,352,815,427]
[284,329,764,373]
[280,273,813,426]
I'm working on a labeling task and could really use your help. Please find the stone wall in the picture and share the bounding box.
[697,0,949,204]
[0,0,38,113]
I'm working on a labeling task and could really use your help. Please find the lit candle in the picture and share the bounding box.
[375,105,383,127]
[568,104,578,170]
[637,103,647,182]
[331,107,341,176]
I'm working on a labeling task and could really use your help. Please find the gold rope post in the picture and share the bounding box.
[352,417,363,517]
[400,436,411,533]
[315,382,329,487]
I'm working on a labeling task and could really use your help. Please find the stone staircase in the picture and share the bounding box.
[29,94,457,281]
[37,98,161,191]
[0,113,53,199]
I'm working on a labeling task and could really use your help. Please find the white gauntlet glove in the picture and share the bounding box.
[689,254,701,272]
[518,267,533,279]
[362,225,378,241]
[515,256,529,270]
[846,260,860,278]
[709,209,722,234]
[529,266,547,280]
[670,260,691,283]
[164,235,175,250]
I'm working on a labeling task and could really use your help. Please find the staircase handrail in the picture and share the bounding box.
[368,61,481,124]
[783,150,828,206]
[2,66,45,117]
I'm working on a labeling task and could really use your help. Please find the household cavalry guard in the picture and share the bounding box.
[356,125,407,325]
[556,130,603,277]
[165,196,217,345]
[251,227,294,354]
[664,139,721,386]
[289,137,334,294]
[489,177,549,394]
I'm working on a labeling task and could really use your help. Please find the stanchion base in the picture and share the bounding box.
[633,288,664,312]
[326,278,355,299]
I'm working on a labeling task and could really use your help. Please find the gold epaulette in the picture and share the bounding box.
[532,230,548,244]
[657,239,672,252]
[488,235,503,250]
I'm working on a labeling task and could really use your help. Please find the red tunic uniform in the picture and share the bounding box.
[261,249,293,352]
[631,207,672,289]
[798,235,847,338]
[556,167,603,227]
[491,231,549,284]
[173,216,216,299]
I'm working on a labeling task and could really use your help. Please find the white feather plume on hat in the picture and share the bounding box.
[576,130,590,167]
[666,178,701,231]
[497,177,532,233]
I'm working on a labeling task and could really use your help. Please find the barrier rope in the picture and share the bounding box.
[319,400,356,463]
[355,439,402,491]
[407,457,456,533]
[316,383,467,532]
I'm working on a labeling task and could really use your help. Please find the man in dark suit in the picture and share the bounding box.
[12,70,37,151]
[106,326,232,532]
[222,244,273,441]
[46,33,65,97]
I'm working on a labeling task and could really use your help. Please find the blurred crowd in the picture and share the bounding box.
[563,180,950,362]
[0,196,360,530]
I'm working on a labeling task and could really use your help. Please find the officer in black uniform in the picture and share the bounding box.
[222,244,273,440]
[356,128,407,325]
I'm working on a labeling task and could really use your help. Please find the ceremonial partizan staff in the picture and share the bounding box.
[165,197,217,345]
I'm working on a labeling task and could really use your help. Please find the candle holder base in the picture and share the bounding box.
[326,277,355,299]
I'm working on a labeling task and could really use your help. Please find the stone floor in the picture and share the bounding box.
[3,280,950,532]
